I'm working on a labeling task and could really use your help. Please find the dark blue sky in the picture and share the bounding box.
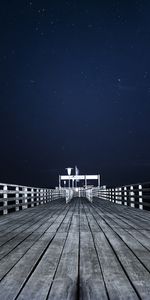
[0,0,150,188]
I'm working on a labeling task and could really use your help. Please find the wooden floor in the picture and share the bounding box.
[1,198,150,299]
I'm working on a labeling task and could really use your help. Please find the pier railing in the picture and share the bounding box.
[93,182,150,210]
[1,181,150,215]
[0,183,66,215]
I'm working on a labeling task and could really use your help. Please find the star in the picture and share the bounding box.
[29,80,36,84]
[88,24,93,28]
[144,72,148,79]
[11,49,15,55]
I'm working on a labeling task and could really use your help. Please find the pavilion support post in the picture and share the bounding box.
[59,175,61,189]
[85,176,87,188]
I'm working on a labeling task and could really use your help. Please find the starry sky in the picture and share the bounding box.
[0,0,150,188]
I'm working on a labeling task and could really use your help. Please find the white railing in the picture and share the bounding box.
[85,189,93,202]
[93,182,150,210]
[65,189,74,203]
[0,183,65,216]
[61,187,94,203]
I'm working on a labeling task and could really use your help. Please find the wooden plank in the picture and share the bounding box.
[0,202,71,299]
[79,201,108,300]
[17,233,67,300]
[84,199,139,299]
[93,212,150,298]
[16,202,76,299]
[94,198,150,229]
[93,232,138,300]
[0,232,56,300]
[126,229,150,250]
[0,200,65,238]
[93,200,139,229]
[0,202,67,260]
[1,197,150,299]
[47,232,79,300]
[48,202,79,300]
[0,202,70,281]
[113,228,150,272]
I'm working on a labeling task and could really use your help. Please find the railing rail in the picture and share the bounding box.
[93,182,150,210]
[0,183,65,215]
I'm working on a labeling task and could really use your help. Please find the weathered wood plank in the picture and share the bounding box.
[79,201,108,300]
[17,233,67,300]
[47,232,79,300]
[1,197,150,299]
[0,201,67,260]
[0,203,71,299]
[0,201,69,281]
[47,202,79,300]
[90,202,150,299]
[93,232,138,300]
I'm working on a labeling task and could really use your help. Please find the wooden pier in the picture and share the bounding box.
[1,197,150,299]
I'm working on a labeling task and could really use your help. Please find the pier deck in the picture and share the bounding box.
[1,197,150,299]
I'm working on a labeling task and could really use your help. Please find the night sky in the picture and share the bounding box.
[0,0,150,188]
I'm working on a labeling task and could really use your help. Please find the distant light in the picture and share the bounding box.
[66,168,72,176]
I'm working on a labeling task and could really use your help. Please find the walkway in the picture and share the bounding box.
[1,197,150,299]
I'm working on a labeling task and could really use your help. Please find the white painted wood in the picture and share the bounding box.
[36,188,39,206]
[15,186,19,211]
[22,187,28,209]
[40,189,44,204]
[0,183,65,215]
[139,184,143,210]
[61,174,100,180]
[124,186,127,206]
[130,186,135,207]
[31,188,34,207]
[3,185,8,215]
[115,188,118,204]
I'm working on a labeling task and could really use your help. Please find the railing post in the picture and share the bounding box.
[130,186,135,208]
[44,189,47,203]
[40,189,44,204]
[36,188,39,206]
[31,188,34,207]
[112,188,115,202]
[15,186,19,211]
[124,186,127,205]
[115,188,118,204]
[45,189,47,203]
[110,188,112,202]
[119,187,122,204]
[47,189,50,202]
[138,184,143,210]
[22,187,28,209]
[3,185,8,215]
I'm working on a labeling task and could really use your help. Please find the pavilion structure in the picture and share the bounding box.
[59,174,101,188]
